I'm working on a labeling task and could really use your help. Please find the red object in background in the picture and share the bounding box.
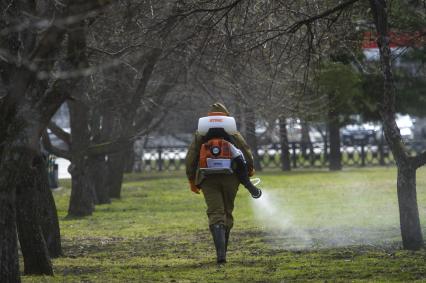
[362,31,426,49]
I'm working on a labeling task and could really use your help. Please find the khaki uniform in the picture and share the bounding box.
[202,174,240,227]
[185,131,254,227]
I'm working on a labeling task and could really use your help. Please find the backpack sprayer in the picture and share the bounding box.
[198,114,262,199]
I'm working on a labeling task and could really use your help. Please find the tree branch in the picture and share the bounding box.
[411,151,426,169]
[180,0,244,17]
[287,0,360,33]
[87,138,131,156]
[87,43,151,58]
[132,49,163,105]
[249,0,360,50]
[42,131,71,160]
[48,122,71,145]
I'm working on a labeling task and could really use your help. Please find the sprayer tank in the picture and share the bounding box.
[197,116,237,135]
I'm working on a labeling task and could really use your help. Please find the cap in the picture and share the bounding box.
[209,102,230,116]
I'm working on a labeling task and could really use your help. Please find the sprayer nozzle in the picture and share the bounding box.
[246,182,262,199]
[251,188,262,199]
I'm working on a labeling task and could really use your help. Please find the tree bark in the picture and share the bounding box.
[101,113,126,199]
[16,153,53,276]
[0,147,21,283]
[279,118,291,171]
[123,143,135,173]
[37,156,62,258]
[328,108,342,171]
[87,108,111,205]
[397,167,423,249]
[0,99,20,283]
[323,126,329,162]
[67,1,95,217]
[244,108,262,171]
[68,160,95,217]
[0,92,64,279]
[89,154,111,204]
[68,100,95,216]
[300,120,312,158]
[0,76,66,282]
[108,152,126,199]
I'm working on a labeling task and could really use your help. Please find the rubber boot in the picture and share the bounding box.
[225,226,231,252]
[233,156,262,198]
[209,224,227,263]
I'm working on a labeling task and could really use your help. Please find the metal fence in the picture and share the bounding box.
[136,141,426,172]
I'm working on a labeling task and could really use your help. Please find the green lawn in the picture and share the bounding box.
[23,167,426,282]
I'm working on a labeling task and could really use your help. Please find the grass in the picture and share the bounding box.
[22,167,426,282]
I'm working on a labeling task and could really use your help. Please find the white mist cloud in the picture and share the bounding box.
[250,184,402,250]
[251,190,313,249]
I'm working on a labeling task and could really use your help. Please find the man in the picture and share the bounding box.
[185,102,261,264]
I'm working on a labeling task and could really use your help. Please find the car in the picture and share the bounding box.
[341,124,379,145]
[341,115,415,146]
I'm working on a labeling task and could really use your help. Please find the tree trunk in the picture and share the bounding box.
[1,107,59,279]
[0,66,66,282]
[67,1,95,217]
[244,108,262,171]
[86,105,112,204]
[37,156,62,258]
[16,154,53,275]
[328,109,342,171]
[279,118,291,171]
[89,154,110,204]
[108,152,126,199]
[0,148,21,283]
[123,143,135,173]
[0,1,74,280]
[324,127,329,162]
[68,160,95,217]
[68,99,95,217]
[397,167,423,249]
[300,120,312,158]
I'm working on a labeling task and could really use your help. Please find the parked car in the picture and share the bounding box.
[341,115,415,145]
[341,123,379,145]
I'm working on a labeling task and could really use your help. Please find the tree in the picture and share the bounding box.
[44,1,193,213]
[368,0,425,250]
[279,117,292,171]
[0,1,69,278]
[316,61,362,170]
[0,0,110,279]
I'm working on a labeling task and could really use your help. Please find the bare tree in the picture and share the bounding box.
[0,0,112,279]
[0,1,68,278]
[369,0,425,250]
[44,1,193,212]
